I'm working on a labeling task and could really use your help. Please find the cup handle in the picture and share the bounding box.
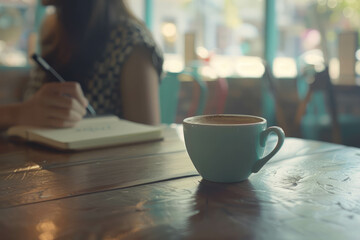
[252,126,285,173]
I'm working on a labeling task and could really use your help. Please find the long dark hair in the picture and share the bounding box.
[41,0,139,81]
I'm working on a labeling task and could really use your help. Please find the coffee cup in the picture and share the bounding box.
[183,114,285,183]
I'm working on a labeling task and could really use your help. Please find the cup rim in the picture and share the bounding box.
[183,114,266,126]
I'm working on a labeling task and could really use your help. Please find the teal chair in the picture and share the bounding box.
[159,72,181,124]
[183,62,209,117]
[296,67,342,143]
[333,85,360,147]
[159,67,209,124]
[261,56,360,146]
[264,62,340,142]
[296,66,360,147]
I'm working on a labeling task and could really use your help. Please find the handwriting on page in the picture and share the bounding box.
[75,124,112,133]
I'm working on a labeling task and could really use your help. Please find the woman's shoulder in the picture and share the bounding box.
[109,18,157,47]
[101,18,163,76]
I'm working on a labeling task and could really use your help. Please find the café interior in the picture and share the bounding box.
[1,0,360,147]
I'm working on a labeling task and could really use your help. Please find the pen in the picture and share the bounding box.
[31,53,96,116]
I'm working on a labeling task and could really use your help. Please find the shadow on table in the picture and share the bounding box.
[185,179,261,239]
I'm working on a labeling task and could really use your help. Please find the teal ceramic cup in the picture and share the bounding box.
[183,114,285,183]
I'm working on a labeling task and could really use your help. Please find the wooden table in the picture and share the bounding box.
[0,126,360,240]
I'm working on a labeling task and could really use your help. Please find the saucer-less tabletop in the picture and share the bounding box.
[0,125,359,239]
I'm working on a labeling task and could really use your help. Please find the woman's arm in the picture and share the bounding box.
[120,46,161,125]
[0,104,22,130]
[0,82,88,129]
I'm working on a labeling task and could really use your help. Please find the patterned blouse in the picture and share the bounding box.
[24,19,163,117]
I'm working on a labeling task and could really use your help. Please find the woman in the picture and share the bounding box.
[25,0,163,125]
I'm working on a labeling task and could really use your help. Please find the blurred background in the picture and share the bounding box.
[1,0,360,147]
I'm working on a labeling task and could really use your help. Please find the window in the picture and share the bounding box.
[0,0,38,67]
[151,0,265,76]
[275,0,360,84]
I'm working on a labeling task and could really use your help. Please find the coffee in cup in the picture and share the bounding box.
[183,114,285,183]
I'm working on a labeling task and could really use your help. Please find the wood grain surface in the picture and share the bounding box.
[0,125,359,239]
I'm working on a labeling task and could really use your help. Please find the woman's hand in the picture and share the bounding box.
[17,82,88,128]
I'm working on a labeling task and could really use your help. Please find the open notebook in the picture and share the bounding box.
[7,115,163,150]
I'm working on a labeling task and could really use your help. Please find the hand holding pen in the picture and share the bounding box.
[11,54,96,128]
[31,53,96,116]
[16,81,89,128]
